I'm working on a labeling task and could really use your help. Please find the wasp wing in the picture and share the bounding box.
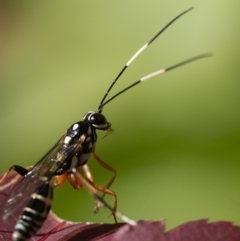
[0,134,80,222]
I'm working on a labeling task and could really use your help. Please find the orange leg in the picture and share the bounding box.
[86,178,118,222]
[54,173,68,188]
[92,151,117,210]
[82,164,94,182]
[54,171,84,190]
[93,151,117,192]
[82,162,117,220]
[52,167,136,226]
[54,155,118,222]
[82,164,100,210]
[71,167,118,223]
[92,141,117,191]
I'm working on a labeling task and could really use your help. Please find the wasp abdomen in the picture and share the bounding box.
[12,182,53,241]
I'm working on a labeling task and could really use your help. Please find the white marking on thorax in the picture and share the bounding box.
[72,124,79,130]
[64,136,72,144]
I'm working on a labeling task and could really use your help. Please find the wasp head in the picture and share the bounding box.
[83,111,111,131]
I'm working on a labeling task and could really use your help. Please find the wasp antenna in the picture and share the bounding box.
[101,53,212,108]
[97,7,194,113]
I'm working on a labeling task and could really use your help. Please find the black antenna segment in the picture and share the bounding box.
[100,53,211,108]
[97,7,194,113]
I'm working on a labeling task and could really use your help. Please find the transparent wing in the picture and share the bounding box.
[0,134,80,222]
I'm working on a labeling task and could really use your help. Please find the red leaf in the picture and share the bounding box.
[0,172,240,241]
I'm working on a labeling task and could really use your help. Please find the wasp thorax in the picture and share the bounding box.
[83,111,111,130]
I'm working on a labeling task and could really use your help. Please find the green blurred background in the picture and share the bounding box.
[0,0,240,230]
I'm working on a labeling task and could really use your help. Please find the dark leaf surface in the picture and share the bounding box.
[0,173,240,241]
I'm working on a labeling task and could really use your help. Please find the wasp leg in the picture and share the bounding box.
[0,165,32,190]
[92,151,117,212]
[71,168,136,225]
[66,165,118,222]
[82,164,100,211]
[74,165,118,222]
[82,164,94,181]
[86,178,118,223]
[54,173,68,187]
[53,165,84,190]
[54,171,84,190]
[82,163,117,221]
[82,164,117,220]
[92,150,117,191]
